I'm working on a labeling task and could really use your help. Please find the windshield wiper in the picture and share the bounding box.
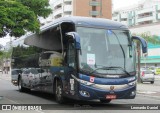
[89,66,131,76]
[110,31,126,69]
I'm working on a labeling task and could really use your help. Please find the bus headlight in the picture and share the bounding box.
[128,81,136,86]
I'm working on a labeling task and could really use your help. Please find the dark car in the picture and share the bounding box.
[11,69,22,86]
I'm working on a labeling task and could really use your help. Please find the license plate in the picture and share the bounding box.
[106,95,116,99]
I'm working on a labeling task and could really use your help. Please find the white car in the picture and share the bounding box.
[140,70,155,84]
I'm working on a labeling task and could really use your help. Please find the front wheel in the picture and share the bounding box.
[100,99,111,103]
[55,81,65,104]
[151,81,154,84]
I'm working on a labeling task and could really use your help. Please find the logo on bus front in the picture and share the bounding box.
[110,86,115,90]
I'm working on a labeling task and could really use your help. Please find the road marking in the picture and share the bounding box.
[5,97,20,104]
[137,91,157,94]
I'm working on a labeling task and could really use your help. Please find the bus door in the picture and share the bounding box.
[64,39,77,95]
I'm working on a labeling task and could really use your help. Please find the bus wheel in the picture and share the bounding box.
[18,77,25,92]
[100,99,111,103]
[55,81,65,104]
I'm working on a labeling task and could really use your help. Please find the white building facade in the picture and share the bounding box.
[113,0,160,67]
[50,0,73,19]
[112,0,160,26]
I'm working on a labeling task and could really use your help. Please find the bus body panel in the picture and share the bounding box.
[10,16,147,102]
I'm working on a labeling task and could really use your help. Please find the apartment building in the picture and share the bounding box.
[112,0,160,26]
[46,0,112,21]
[112,0,160,67]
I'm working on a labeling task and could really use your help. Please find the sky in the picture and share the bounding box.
[112,0,143,10]
[0,0,144,46]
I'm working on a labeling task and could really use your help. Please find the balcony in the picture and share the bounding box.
[158,13,160,19]
[89,11,99,16]
[53,0,63,7]
[64,5,72,12]
[64,0,72,2]
[120,13,127,19]
[53,8,63,17]
[157,5,160,11]
[89,1,100,6]
[137,7,153,15]
[137,15,153,23]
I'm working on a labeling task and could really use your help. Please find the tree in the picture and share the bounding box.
[17,0,52,18]
[0,0,52,38]
[133,32,160,83]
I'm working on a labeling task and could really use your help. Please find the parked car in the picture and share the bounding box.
[140,69,155,84]
[11,69,22,86]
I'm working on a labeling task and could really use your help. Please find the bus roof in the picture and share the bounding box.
[40,16,128,33]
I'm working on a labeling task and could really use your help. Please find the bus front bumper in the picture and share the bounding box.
[78,83,136,100]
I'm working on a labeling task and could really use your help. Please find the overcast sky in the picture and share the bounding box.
[112,0,143,10]
[0,0,144,46]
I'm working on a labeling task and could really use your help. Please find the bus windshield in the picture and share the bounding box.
[77,27,136,76]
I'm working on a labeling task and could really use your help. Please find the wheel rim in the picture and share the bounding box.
[56,85,62,101]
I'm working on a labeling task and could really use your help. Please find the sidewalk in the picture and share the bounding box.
[0,73,11,81]
[155,75,160,80]
[137,82,160,99]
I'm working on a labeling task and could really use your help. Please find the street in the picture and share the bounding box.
[0,73,160,113]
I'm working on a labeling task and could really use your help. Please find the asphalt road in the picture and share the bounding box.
[0,73,160,113]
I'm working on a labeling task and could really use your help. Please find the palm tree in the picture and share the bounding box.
[133,32,160,83]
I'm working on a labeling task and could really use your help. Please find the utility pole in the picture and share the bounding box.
[137,42,141,83]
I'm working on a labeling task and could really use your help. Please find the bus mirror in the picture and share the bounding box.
[132,36,148,53]
[66,32,81,50]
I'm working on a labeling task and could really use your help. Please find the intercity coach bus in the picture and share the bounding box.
[11,16,147,103]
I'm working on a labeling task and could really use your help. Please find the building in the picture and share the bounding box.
[113,0,160,67]
[112,0,160,26]
[41,0,112,24]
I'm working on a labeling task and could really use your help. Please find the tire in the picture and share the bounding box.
[55,80,65,104]
[140,79,143,83]
[100,99,111,103]
[151,81,154,84]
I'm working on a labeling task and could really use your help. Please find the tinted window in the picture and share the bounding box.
[12,70,18,75]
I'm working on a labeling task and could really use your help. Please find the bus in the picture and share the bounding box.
[11,16,147,103]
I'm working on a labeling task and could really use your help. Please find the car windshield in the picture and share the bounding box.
[77,27,136,75]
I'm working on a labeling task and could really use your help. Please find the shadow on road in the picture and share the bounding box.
[16,90,131,110]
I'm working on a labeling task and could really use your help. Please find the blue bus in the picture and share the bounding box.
[11,16,147,103]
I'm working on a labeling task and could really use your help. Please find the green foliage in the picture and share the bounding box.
[0,50,12,59]
[133,32,160,45]
[12,46,41,58]
[17,0,52,18]
[0,0,52,38]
